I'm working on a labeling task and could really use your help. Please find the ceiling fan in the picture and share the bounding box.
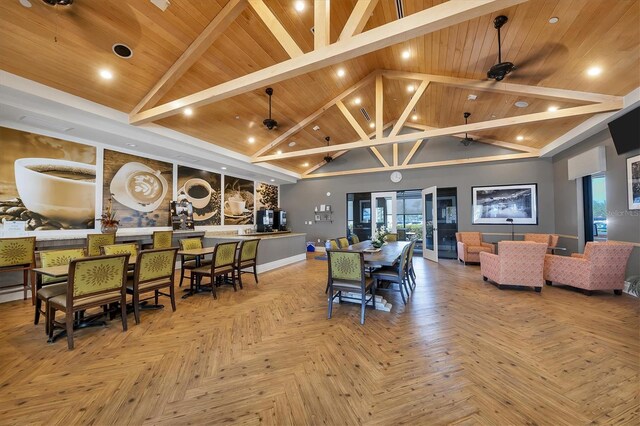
[461,112,473,146]
[323,136,333,163]
[263,88,278,130]
[487,15,516,82]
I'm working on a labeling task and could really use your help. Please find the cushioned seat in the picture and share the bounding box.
[182,259,212,269]
[37,283,67,300]
[467,246,493,254]
[331,278,374,291]
[456,232,494,264]
[49,290,121,309]
[126,278,172,292]
[193,264,233,275]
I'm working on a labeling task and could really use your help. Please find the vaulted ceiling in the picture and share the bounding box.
[0,0,638,176]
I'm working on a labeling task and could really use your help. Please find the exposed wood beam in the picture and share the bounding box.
[339,0,380,41]
[249,0,304,58]
[130,0,248,115]
[253,101,622,162]
[370,147,390,167]
[402,139,424,166]
[303,152,539,178]
[314,0,331,50]
[382,70,622,104]
[404,123,539,154]
[336,100,370,141]
[393,144,398,166]
[375,74,383,140]
[389,80,429,137]
[251,71,378,158]
[130,0,527,124]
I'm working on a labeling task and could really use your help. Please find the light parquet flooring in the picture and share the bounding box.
[0,255,638,425]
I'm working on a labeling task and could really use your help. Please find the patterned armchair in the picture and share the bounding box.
[337,237,350,248]
[192,241,238,299]
[0,236,36,302]
[129,248,178,324]
[327,250,375,324]
[544,242,634,295]
[86,233,116,257]
[524,233,559,252]
[480,241,548,292]
[152,231,174,249]
[235,239,260,289]
[456,232,494,264]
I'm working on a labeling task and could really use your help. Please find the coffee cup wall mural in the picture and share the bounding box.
[177,166,221,225]
[256,182,279,210]
[103,150,173,228]
[224,176,254,225]
[0,127,96,231]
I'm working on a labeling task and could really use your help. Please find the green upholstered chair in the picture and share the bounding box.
[178,238,211,288]
[0,236,36,302]
[152,230,174,249]
[372,243,411,304]
[337,237,350,248]
[86,233,116,257]
[350,235,360,244]
[328,239,339,250]
[327,250,375,325]
[128,248,178,324]
[192,241,238,299]
[385,233,398,242]
[101,243,138,258]
[235,239,260,289]
[34,248,85,330]
[48,254,129,350]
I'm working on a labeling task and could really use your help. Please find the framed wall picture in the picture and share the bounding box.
[627,154,640,210]
[472,183,538,225]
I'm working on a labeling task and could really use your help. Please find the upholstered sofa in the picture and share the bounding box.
[543,241,634,295]
[456,232,494,264]
[524,233,559,251]
[480,241,548,292]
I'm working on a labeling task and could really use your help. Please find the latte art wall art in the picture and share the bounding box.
[177,165,221,225]
[103,150,173,228]
[224,176,254,225]
[0,127,96,231]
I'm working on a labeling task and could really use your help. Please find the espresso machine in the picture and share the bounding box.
[273,209,287,231]
[256,209,274,232]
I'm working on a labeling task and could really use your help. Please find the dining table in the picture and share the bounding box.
[344,240,411,267]
[177,247,215,298]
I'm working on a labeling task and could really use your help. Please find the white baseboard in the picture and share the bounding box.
[0,287,30,304]
[256,253,306,274]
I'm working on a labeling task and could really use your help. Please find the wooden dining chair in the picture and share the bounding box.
[0,236,36,302]
[327,250,376,325]
[328,239,339,250]
[178,238,211,287]
[350,234,360,244]
[337,237,350,248]
[34,248,85,330]
[47,254,129,350]
[129,248,178,324]
[152,230,174,249]
[385,233,398,242]
[191,241,238,299]
[86,233,116,257]
[235,239,260,289]
[371,243,411,304]
[101,243,138,257]
[405,240,417,291]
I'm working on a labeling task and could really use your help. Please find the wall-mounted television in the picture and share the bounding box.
[607,106,639,155]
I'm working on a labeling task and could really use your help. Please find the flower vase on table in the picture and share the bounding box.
[99,198,120,234]
[371,225,388,249]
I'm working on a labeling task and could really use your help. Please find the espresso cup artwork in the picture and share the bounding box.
[184,178,212,209]
[110,162,168,213]
[14,158,96,224]
[225,195,246,216]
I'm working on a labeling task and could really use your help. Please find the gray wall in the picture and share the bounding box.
[552,128,640,276]
[281,157,555,244]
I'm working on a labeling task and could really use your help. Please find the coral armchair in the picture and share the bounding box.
[456,232,494,264]
[524,233,559,252]
[544,242,634,295]
[480,241,548,292]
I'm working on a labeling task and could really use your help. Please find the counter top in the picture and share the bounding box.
[205,232,306,240]
[32,229,204,242]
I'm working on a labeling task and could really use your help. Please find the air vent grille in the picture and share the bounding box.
[360,108,371,122]
[395,0,404,19]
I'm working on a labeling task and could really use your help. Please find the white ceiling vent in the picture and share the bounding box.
[150,0,170,12]
[18,115,74,133]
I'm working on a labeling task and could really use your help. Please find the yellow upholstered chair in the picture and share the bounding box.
[34,248,85,330]
[337,237,350,248]
[385,233,398,242]
[48,254,129,349]
[152,230,173,249]
[178,238,211,287]
[235,239,260,288]
[329,239,339,250]
[101,243,138,258]
[327,250,376,324]
[129,248,178,324]
[350,234,360,244]
[0,236,36,301]
[192,241,238,299]
[86,233,116,257]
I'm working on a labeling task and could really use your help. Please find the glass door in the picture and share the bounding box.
[422,186,438,262]
[371,192,397,235]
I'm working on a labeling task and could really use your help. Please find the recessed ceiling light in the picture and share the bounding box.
[514,101,529,108]
[336,68,345,77]
[302,162,309,167]
[407,85,415,93]
[354,97,362,105]
[548,106,559,112]
[19,0,32,8]
[294,0,305,12]
[248,137,255,144]
[126,143,137,147]
[586,66,602,77]
[277,150,283,155]
[270,179,275,182]
[411,114,418,121]
[99,69,113,80]
[221,166,227,170]
[467,94,478,101]
[369,122,375,129]
[548,17,559,24]
[183,107,193,116]
[288,141,296,147]
[516,135,524,141]
[401,50,411,59]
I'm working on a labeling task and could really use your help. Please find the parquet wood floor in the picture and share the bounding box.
[0,255,638,425]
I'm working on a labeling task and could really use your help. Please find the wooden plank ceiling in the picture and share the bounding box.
[0,0,638,175]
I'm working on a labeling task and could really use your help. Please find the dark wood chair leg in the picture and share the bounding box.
[121,296,128,331]
[371,286,376,310]
[399,281,407,304]
[66,311,74,350]
[170,284,176,311]
[360,291,366,325]
[47,306,55,339]
[211,276,217,299]
[133,292,140,325]
[34,297,41,325]
[179,263,185,287]
[253,265,258,284]
[327,286,333,319]
[23,268,29,302]
[154,290,159,305]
